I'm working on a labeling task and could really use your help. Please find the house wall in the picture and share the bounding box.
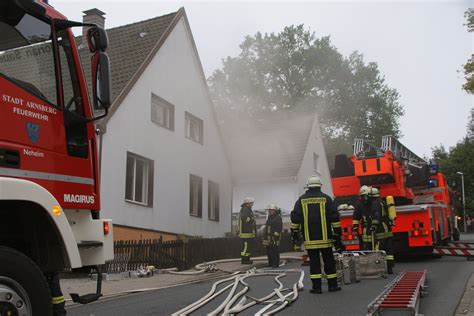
[100,17,232,238]
[297,114,333,197]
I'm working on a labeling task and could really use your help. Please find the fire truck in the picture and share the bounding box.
[332,135,460,254]
[1,0,113,314]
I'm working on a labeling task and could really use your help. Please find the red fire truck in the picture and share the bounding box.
[1,0,113,314]
[332,136,460,254]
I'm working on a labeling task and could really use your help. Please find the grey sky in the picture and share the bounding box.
[51,0,473,157]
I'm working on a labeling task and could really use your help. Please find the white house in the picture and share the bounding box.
[81,8,233,240]
[222,109,333,217]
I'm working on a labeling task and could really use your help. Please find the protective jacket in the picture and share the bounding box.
[239,205,255,238]
[263,213,283,246]
[353,200,374,243]
[291,188,341,249]
[371,198,393,240]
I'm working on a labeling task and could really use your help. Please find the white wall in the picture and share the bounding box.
[297,114,334,197]
[100,18,232,237]
[233,179,299,213]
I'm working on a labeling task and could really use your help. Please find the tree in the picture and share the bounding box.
[468,108,474,142]
[432,139,474,217]
[463,9,474,94]
[432,110,474,218]
[208,25,404,164]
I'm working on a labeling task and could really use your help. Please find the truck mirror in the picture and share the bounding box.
[92,51,112,109]
[87,26,108,53]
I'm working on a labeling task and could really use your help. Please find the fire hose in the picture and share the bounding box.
[172,268,305,315]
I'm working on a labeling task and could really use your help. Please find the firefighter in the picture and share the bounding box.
[291,175,343,294]
[263,204,283,268]
[353,185,374,250]
[239,197,256,264]
[45,272,67,316]
[369,187,395,274]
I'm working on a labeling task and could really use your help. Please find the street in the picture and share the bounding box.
[67,255,474,315]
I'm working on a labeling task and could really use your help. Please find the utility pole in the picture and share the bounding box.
[457,171,467,233]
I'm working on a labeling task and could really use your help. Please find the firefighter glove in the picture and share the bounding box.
[334,239,345,253]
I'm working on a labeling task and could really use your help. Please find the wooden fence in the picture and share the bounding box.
[104,233,294,273]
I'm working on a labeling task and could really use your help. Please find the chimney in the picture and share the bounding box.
[82,8,106,39]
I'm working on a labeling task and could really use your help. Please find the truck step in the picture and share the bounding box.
[77,241,103,248]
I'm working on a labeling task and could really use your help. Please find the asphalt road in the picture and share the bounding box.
[68,253,474,316]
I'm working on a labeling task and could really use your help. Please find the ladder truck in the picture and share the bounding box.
[331,136,460,254]
[0,0,113,314]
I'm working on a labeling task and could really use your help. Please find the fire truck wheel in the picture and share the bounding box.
[0,246,52,316]
[453,228,461,241]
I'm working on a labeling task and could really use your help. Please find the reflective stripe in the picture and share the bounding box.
[273,232,280,236]
[290,223,300,229]
[326,273,338,279]
[302,201,310,242]
[0,167,95,185]
[239,233,255,238]
[386,255,394,260]
[304,242,332,249]
[241,241,248,256]
[353,220,360,224]
[246,217,252,222]
[321,201,327,241]
[51,296,65,304]
[372,219,380,224]
[331,222,341,228]
[310,274,322,279]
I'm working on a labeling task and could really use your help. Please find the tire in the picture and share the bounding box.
[453,228,461,241]
[0,246,52,316]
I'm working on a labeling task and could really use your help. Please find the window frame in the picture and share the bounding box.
[125,152,154,207]
[185,111,204,145]
[208,180,220,222]
[151,93,175,131]
[189,174,203,217]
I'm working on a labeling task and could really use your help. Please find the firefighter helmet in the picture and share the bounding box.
[337,204,348,211]
[305,175,322,188]
[359,185,371,196]
[244,197,255,204]
[347,205,355,211]
[266,204,278,211]
[369,187,380,197]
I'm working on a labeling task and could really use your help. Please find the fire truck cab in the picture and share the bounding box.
[0,0,113,314]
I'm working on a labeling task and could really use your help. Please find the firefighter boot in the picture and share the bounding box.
[309,279,322,294]
[387,261,394,275]
[328,278,341,292]
[242,256,253,264]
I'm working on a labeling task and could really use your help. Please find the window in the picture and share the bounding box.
[313,153,319,173]
[58,30,89,158]
[125,152,154,206]
[185,112,203,144]
[208,181,220,221]
[0,12,57,105]
[151,93,174,130]
[189,174,202,217]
